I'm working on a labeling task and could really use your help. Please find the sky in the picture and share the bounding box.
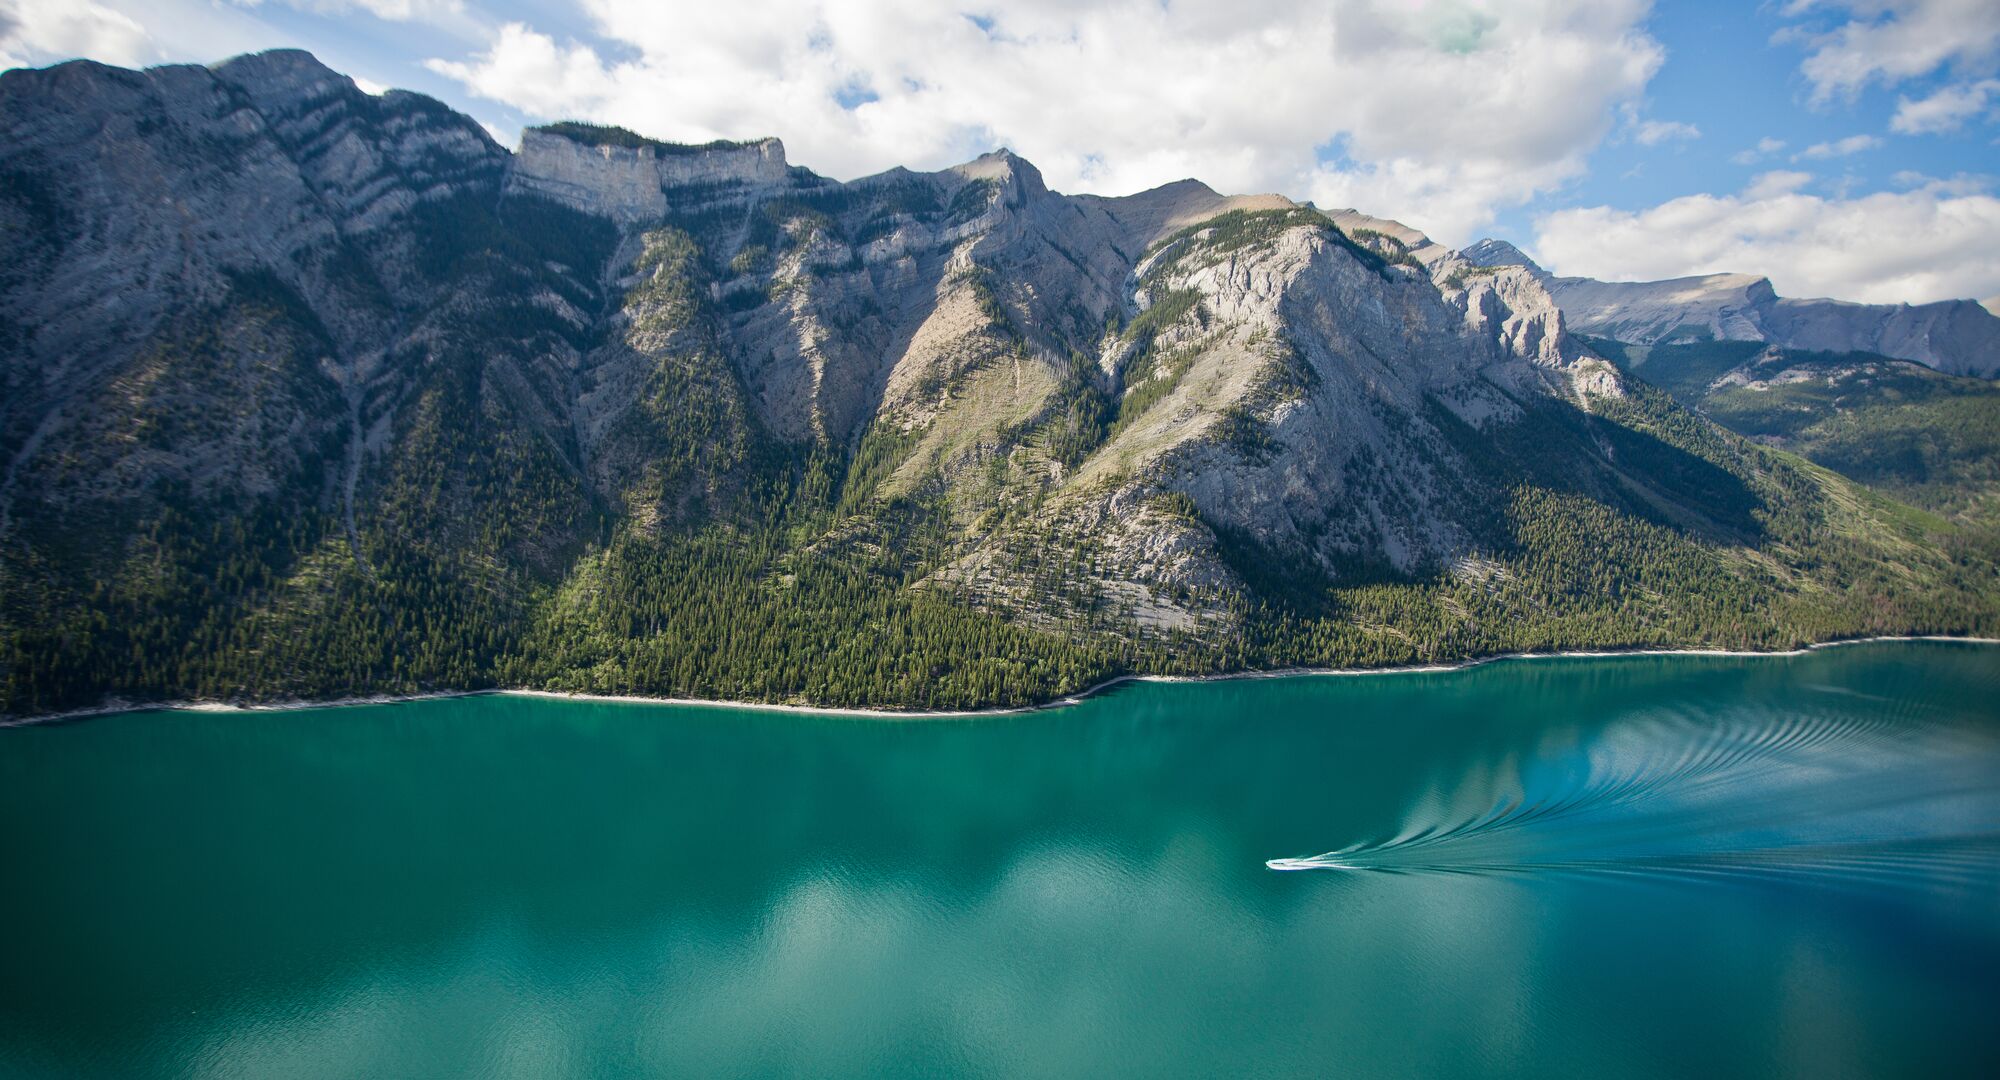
[4,0,1998,308]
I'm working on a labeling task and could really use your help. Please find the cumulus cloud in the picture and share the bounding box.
[1533,171,2000,304]
[1783,0,2000,103]
[1,0,321,74]
[0,0,154,70]
[1633,119,1700,145]
[229,0,465,21]
[1892,78,2000,133]
[1794,133,1882,158]
[426,0,1665,244]
[1891,169,1994,196]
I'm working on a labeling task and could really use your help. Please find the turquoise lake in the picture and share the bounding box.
[3,641,1998,1078]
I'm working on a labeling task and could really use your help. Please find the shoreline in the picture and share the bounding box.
[5,634,1996,729]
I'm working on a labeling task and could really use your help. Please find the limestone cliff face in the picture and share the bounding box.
[507,129,791,225]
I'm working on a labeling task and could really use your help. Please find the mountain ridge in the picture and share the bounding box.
[2,49,1994,719]
[1454,236,2000,378]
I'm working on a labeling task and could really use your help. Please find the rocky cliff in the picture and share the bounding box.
[508,126,792,225]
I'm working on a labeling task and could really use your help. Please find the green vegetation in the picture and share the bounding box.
[506,529,1119,709]
[8,354,1994,716]
[1593,338,2000,526]
[1584,336,1763,401]
[1349,228,1426,270]
[1442,264,1506,291]
[532,122,755,155]
[1219,386,1996,670]
[1147,208,1398,281]
[1043,364,1114,471]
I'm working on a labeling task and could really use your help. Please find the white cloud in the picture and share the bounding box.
[231,0,465,21]
[1745,169,1816,198]
[0,0,154,70]
[427,21,617,119]
[1730,136,1788,165]
[426,0,1666,245]
[1891,169,1994,196]
[2,0,307,73]
[1633,119,1700,145]
[1783,0,2000,102]
[1891,78,2000,133]
[1794,133,1881,158]
[1534,172,2000,305]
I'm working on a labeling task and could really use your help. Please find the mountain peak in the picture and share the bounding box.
[1147,178,1223,200]
[210,48,348,98]
[213,48,335,75]
[947,147,1048,198]
[1460,238,1543,274]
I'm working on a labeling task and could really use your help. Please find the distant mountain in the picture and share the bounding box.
[2,50,1994,718]
[1456,239,2000,378]
[1583,339,2000,527]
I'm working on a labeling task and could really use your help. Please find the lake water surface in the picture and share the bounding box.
[3,641,1998,1078]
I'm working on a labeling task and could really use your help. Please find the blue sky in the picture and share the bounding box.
[4,1,1997,307]
[1504,3,1993,234]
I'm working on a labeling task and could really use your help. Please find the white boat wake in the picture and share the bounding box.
[1265,697,2000,889]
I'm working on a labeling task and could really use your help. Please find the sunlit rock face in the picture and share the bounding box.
[508,129,793,226]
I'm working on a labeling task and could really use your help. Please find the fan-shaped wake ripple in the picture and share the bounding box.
[1268,692,2000,893]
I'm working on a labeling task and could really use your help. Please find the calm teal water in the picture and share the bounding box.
[3,642,1998,1078]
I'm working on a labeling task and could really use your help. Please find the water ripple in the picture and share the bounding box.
[1269,696,2000,893]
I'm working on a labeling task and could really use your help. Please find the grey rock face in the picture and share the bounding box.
[0,48,578,569]
[508,129,791,225]
[1763,295,2000,377]
[1072,213,1608,589]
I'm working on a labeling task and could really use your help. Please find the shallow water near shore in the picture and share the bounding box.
[3,640,1998,1077]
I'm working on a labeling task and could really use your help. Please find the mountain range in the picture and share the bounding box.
[2,49,1995,718]
[1455,239,2000,379]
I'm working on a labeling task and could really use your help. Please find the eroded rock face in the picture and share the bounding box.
[214,50,505,236]
[0,50,520,534]
[1019,211,1614,606]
